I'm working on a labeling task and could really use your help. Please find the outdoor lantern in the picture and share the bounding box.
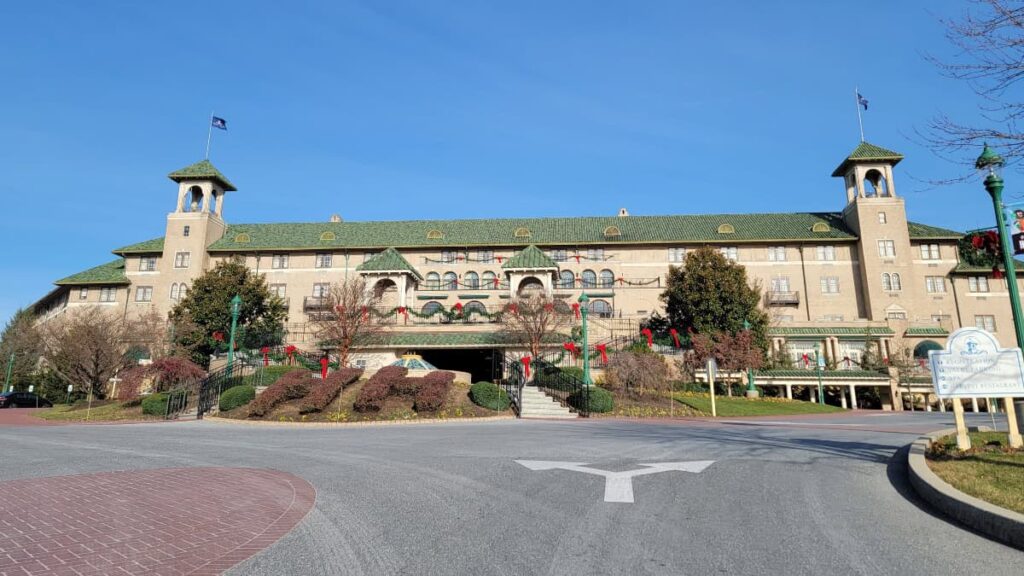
[975,143,1005,180]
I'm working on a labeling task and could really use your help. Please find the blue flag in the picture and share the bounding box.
[211,116,227,130]
[856,93,868,110]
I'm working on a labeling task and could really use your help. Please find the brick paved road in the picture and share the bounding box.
[0,408,61,427]
[0,467,314,576]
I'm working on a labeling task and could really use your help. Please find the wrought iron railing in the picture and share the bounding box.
[765,291,800,306]
[163,388,190,420]
[533,356,590,417]
[494,353,524,415]
[196,356,266,419]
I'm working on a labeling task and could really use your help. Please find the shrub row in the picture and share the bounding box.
[535,364,585,391]
[568,386,614,413]
[141,392,168,416]
[249,369,314,417]
[299,368,363,414]
[469,381,510,411]
[392,375,423,396]
[219,384,255,412]
[413,371,454,413]
[353,366,408,413]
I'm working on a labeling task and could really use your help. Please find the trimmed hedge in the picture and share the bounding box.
[249,369,314,417]
[536,364,585,391]
[299,368,363,414]
[470,381,510,411]
[219,384,255,412]
[141,393,168,416]
[568,386,614,413]
[353,366,408,413]
[414,371,454,412]
[392,376,423,396]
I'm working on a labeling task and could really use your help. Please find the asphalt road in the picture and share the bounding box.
[1,411,1020,575]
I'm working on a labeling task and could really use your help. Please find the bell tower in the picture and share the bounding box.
[835,142,913,322]
[160,160,237,288]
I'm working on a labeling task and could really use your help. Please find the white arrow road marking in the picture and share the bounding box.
[515,460,715,503]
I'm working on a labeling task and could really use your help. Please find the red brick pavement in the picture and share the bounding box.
[0,409,62,427]
[0,468,315,575]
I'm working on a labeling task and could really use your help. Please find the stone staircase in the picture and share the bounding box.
[518,386,577,419]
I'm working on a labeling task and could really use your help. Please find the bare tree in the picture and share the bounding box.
[39,308,143,399]
[499,294,572,357]
[310,277,384,368]
[921,1,1024,170]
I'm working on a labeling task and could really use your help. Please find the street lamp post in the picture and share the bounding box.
[813,343,824,405]
[3,352,13,393]
[227,294,242,374]
[578,293,592,387]
[743,319,758,398]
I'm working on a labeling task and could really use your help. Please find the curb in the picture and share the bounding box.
[906,426,1024,551]
[204,414,516,428]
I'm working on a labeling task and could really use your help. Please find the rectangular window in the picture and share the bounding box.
[877,240,895,258]
[820,276,839,294]
[174,252,191,268]
[920,244,940,260]
[770,277,791,292]
[887,311,907,320]
[183,225,190,237]
[139,257,157,271]
[932,314,951,323]
[668,247,687,262]
[354,359,367,369]
[816,245,835,261]
[550,249,567,262]
[78,288,88,300]
[587,248,605,261]
[968,276,990,293]
[315,253,332,268]
[477,250,494,263]
[975,315,997,332]
[270,284,287,298]
[99,287,116,302]
[767,246,786,261]
[925,276,946,293]
[272,254,289,269]
[877,212,887,224]
[312,283,330,298]
[441,250,456,263]
[134,286,153,302]
[720,247,738,261]
[822,314,845,322]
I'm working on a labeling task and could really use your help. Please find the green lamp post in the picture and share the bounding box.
[227,294,242,373]
[578,292,592,386]
[743,319,758,398]
[976,144,1024,350]
[813,342,824,405]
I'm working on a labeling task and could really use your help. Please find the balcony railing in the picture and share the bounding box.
[303,296,331,311]
[766,291,800,306]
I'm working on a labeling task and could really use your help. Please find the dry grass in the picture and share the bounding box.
[927,432,1024,515]
[36,401,157,422]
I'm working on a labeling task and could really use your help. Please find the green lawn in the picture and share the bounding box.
[673,393,845,417]
[927,432,1024,515]
[36,401,157,422]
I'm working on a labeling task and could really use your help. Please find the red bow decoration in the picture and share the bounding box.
[971,235,985,249]
[883,357,890,366]
[571,302,581,319]
[595,343,608,364]
[993,266,1004,280]
[521,356,531,378]
[261,346,270,367]
[319,356,329,379]
[508,303,518,314]
[563,342,579,358]
[802,353,809,367]
[493,278,500,288]
[398,306,408,321]
[616,277,625,285]
[285,345,297,365]
[641,328,653,348]
[669,328,681,348]
[361,306,369,321]
[496,256,503,264]
[212,331,225,342]
[544,303,554,312]
[454,302,464,313]
[573,255,581,263]
[844,356,851,368]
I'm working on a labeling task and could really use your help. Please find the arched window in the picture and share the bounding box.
[425,272,440,290]
[234,233,251,243]
[319,231,336,242]
[464,271,479,290]
[179,284,188,299]
[717,223,735,234]
[514,227,531,238]
[891,273,902,291]
[811,222,831,233]
[882,273,892,291]
[426,229,444,240]
[599,269,615,288]
[482,271,498,289]
[422,301,444,315]
[882,273,902,291]
[603,225,621,238]
[170,283,179,301]
[517,276,544,296]
[864,169,889,197]
[558,270,575,289]
[186,185,203,212]
[443,272,458,290]
[581,270,597,288]
[590,299,613,318]
[464,300,486,317]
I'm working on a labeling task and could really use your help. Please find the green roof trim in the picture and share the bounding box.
[356,247,423,280]
[416,294,449,300]
[55,259,129,286]
[953,260,1024,275]
[907,222,962,239]
[905,327,949,337]
[457,294,491,299]
[354,331,564,349]
[584,292,615,298]
[831,141,904,177]
[502,245,558,270]
[756,369,889,380]
[167,159,237,191]
[113,237,165,255]
[769,326,894,338]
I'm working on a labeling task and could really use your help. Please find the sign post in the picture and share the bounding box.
[930,328,1024,449]
[707,358,718,418]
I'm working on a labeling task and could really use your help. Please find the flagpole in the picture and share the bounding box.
[205,111,214,159]
[854,87,865,142]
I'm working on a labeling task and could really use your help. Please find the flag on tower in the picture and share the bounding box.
[211,116,227,130]
[856,92,868,110]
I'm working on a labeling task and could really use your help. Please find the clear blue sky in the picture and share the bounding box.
[0,1,999,322]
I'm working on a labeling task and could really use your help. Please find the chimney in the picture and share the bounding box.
[329,214,342,223]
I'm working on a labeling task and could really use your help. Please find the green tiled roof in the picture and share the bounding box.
[953,260,1024,275]
[906,222,961,239]
[905,327,949,337]
[113,237,165,255]
[831,141,904,176]
[168,159,237,191]
[769,326,894,338]
[355,331,564,348]
[55,259,129,286]
[356,247,423,280]
[756,369,890,380]
[502,245,558,270]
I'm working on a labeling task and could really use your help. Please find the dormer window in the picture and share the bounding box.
[234,233,251,243]
[717,224,735,234]
[811,222,830,233]
[603,225,621,238]
[319,231,336,242]
[514,227,531,238]
[427,229,444,240]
